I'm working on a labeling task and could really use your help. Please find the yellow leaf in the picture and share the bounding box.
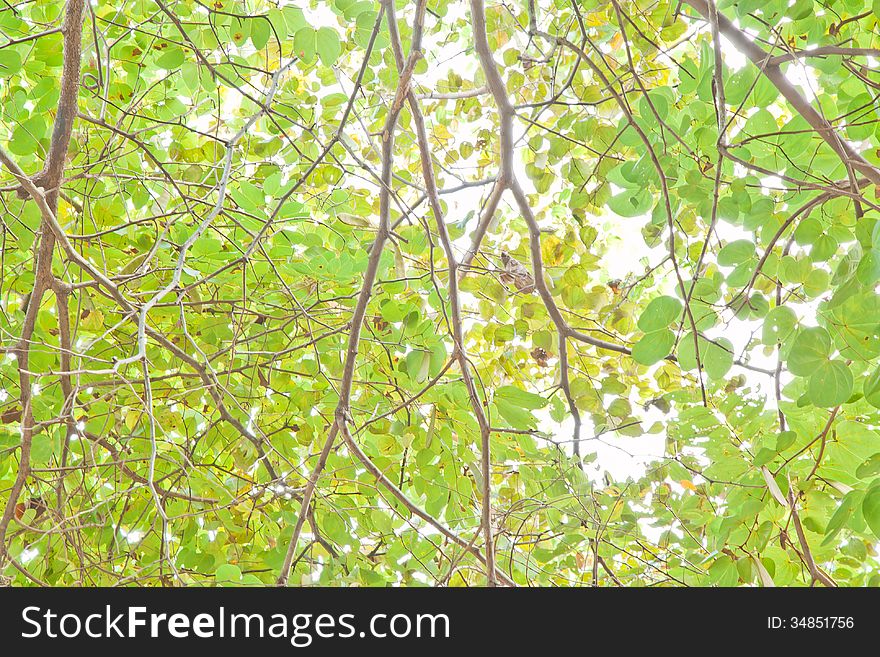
[124,409,140,431]
[81,308,105,331]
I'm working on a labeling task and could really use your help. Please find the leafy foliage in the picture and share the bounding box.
[1,0,879,587]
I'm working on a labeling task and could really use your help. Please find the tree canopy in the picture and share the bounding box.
[1,0,880,587]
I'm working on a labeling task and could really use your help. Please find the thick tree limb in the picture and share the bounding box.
[388,0,501,585]
[0,0,85,568]
[20,0,85,204]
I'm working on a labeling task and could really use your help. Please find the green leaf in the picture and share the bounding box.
[251,19,271,50]
[637,296,683,332]
[316,27,342,67]
[703,339,734,379]
[495,401,535,430]
[632,329,675,365]
[156,46,185,69]
[775,431,797,452]
[761,306,797,345]
[717,239,755,266]
[787,326,831,376]
[856,453,880,480]
[862,486,880,540]
[808,360,853,408]
[293,27,316,63]
[283,6,307,33]
[607,189,652,217]
[753,447,775,467]
[267,8,288,36]
[795,218,823,246]
[494,386,547,430]
[495,386,547,410]
[215,564,242,583]
[30,434,54,466]
[856,249,880,286]
[677,333,734,379]
[831,292,880,360]
[707,556,739,586]
[864,366,880,409]
[788,0,813,20]
[0,48,22,75]
[404,349,431,383]
[9,120,43,157]
[180,61,200,95]
[822,492,857,545]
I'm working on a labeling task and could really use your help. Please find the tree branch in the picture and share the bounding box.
[682,0,880,186]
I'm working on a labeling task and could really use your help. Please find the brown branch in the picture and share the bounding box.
[337,420,515,586]
[0,26,62,49]
[389,0,501,585]
[0,0,85,568]
[22,0,85,204]
[276,2,422,586]
[0,148,280,481]
[787,487,837,587]
[682,0,880,187]
[82,432,217,504]
[53,284,75,515]
[767,46,880,66]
